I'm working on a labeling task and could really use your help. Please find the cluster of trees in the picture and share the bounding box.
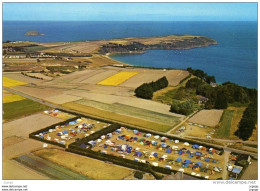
[170,100,195,115]
[135,77,169,99]
[185,78,256,110]
[184,75,257,140]
[187,67,216,83]
[235,102,257,141]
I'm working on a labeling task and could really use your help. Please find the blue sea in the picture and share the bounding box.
[3,21,258,88]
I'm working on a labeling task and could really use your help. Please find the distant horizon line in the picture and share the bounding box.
[3,20,257,22]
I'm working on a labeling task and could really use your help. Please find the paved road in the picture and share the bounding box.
[222,149,231,179]
[4,86,258,159]
[183,135,258,145]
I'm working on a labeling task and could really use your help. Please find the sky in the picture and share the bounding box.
[3,3,257,21]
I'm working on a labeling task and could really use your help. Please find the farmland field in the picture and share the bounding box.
[34,149,134,179]
[97,71,138,86]
[3,98,50,121]
[3,94,26,103]
[14,154,90,180]
[3,77,27,87]
[62,102,174,132]
[75,99,181,127]
[188,110,224,127]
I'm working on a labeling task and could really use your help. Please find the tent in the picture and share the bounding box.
[178,150,184,155]
[184,142,189,146]
[195,152,202,156]
[135,152,142,157]
[172,146,179,150]
[188,154,194,158]
[115,129,121,133]
[165,165,172,170]
[63,130,69,134]
[178,168,184,172]
[175,140,179,144]
[133,130,139,134]
[133,137,138,141]
[152,162,158,167]
[152,141,158,146]
[80,143,87,148]
[212,159,216,163]
[104,145,108,149]
[101,150,107,154]
[145,133,152,137]
[186,150,191,154]
[176,157,182,162]
[153,152,158,157]
[192,144,200,149]
[161,143,167,148]
[205,158,210,162]
[101,135,106,139]
[149,156,155,160]
[166,148,172,153]
[154,135,160,139]
[134,158,140,162]
[196,162,203,167]
[184,160,191,164]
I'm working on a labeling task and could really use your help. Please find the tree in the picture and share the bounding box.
[186,78,203,89]
[170,100,195,115]
[134,171,144,179]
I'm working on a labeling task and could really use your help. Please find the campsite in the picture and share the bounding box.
[29,109,244,180]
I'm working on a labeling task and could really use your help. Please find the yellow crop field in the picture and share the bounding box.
[3,94,26,103]
[97,72,138,86]
[3,77,27,87]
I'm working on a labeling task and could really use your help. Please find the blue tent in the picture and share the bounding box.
[69,121,76,125]
[166,148,172,153]
[135,152,142,157]
[115,129,121,133]
[80,143,87,148]
[184,159,191,164]
[176,157,182,162]
[192,144,199,149]
[133,130,139,134]
[188,154,194,158]
[195,151,202,156]
[63,130,69,134]
[104,145,108,149]
[192,164,199,169]
[152,141,158,146]
[186,150,191,154]
[178,150,184,155]
[196,162,203,167]
[205,158,210,162]
[133,137,138,141]
[212,159,216,163]
[127,148,132,153]
[153,153,158,157]
[161,143,167,148]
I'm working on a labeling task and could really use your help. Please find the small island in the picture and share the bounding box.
[25,30,44,36]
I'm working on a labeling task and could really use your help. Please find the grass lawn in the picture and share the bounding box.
[215,109,234,138]
[3,98,50,121]
[62,102,173,132]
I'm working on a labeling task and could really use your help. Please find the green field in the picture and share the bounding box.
[215,109,234,138]
[62,102,174,132]
[24,45,50,53]
[3,98,49,121]
[75,99,180,126]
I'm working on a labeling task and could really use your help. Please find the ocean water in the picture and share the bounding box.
[3,21,257,88]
